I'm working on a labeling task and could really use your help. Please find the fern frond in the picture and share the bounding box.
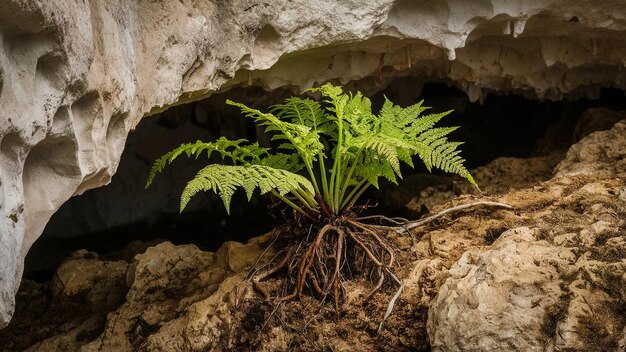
[413,136,477,188]
[309,84,349,122]
[227,100,323,168]
[326,86,478,209]
[353,153,397,187]
[349,134,406,175]
[258,153,305,173]
[145,137,269,189]
[180,164,315,214]
[147,83,478,217]
[270,97,335,137]
[372,97,477,188]
[406,110,452,136]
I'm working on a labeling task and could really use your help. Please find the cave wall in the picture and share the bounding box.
[1,0,626,327]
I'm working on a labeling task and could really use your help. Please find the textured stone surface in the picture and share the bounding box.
[2,0,626,327]
[555,120,626,177]
[428,227,576,351]
[572,108,626,142]
[385,148,563,216]
[0,239,263,351]
[427,121,626,351]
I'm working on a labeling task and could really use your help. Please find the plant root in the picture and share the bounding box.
[249,200,512,326]
[251,219,397,313]
[377,268,404,334]
[357,200,514,232]
[252,248,294,299]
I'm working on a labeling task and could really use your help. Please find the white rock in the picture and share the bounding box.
[428,204,626,352]
[427,227,577,351]
[555,121,626,177]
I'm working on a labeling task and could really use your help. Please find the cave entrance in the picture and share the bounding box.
[25,79,626,280]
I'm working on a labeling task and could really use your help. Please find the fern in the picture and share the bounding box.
[226,100,323,169]
[145,137,268,188]
[270,97,335,137]
[181,164,314,214]
[146,83,477,216]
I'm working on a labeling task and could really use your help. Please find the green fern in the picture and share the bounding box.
[146,83,477,216]
[145,137,269,188]
[181,164,314,214]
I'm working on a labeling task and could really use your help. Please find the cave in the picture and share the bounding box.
[24,82,626,281]
[2,1,626,351]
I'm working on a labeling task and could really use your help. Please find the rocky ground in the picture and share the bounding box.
[1,114,625,351]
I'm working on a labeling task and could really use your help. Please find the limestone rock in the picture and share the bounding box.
[555,120,626,177]
[427,121,626,351]
[51,250,128,311]
[402,153,561,213]
[428,190,626,351]
[216,241,263,273]
[0,254,128,351]
[80,242,227,351]
[427,227,577,351]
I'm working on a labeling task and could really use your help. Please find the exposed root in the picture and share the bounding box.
[365,267,385,301]
[252,220,396,312]
[348,219,395,267]
[252,248,294,299]
[344,229,383,267]
[377,269,404,334]
[354,215,409,225]
[358,200,514,232]
[249,199,513,328]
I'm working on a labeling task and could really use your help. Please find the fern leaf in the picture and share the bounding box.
[227,100,323,168]
[145,137,269,189]
[309,84,349,121]
[258,153,305,173]
[180,164,315,214]
[145,140,214,189]
[350,134,402,175]
[271,97,335,137]
[354,154,397,187]
[407,110,452,135]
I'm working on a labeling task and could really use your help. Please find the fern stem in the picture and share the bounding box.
[331,132,344,213]
[271,190,309,217]
[304,163,321,195]
[318,151,329,203]
[292,191,317,213]
[334,158,349,211]
[338,149,363,204]
[328,164,336,212]
[346,182,371,210]
[340,178,367,210]
[333,163,341,211]
[294,187,319,212]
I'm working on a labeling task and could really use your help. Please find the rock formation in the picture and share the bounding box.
[428,121,626,351]
[2,0,626,328]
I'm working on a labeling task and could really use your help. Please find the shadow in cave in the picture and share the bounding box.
[24,80,626,281]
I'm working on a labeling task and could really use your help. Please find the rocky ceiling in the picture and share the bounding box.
[0,0,626,326]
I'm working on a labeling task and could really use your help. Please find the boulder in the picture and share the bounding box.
[427,121,626,351]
